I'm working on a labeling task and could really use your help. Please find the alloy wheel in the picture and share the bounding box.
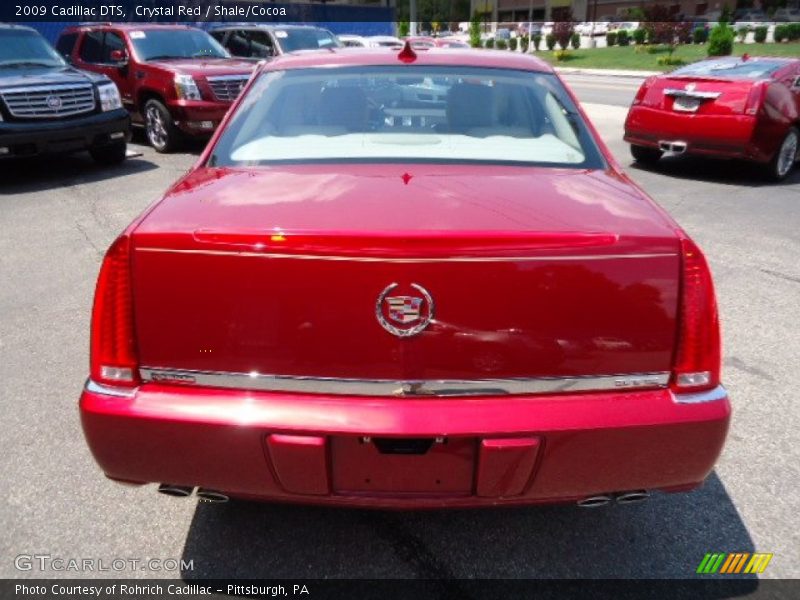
[145,106,167,150]
[777,130,798,179]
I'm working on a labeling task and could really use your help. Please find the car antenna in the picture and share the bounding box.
[397,40,417,64]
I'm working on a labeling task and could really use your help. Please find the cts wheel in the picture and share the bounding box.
[630,144,663,165]
[144,99,181,153]
[767,127,798,182]
[90,141,127,166]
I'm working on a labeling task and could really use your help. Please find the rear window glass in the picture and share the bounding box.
[210,66,604,169]
[671,59,784,79]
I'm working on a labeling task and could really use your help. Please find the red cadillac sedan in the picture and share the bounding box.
[80,46,730,508]
[625,55,800,181]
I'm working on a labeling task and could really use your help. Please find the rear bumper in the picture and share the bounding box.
[0,109,129,159]
[167,100,231,137]
[80,381,730,508]
[624,106,762,161]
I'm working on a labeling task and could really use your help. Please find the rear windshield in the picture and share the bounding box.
[210,66,604,169]
[129,29,228,61]
[0,29,65,68]
[275,28,339,52]
[671,59,784,79]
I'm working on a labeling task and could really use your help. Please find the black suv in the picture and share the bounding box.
[209,25,340,60]
[0,24,129,164]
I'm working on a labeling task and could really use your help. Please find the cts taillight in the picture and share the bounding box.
[632,76,656,105]
[672,238,721,392]
[744,81,766,116]
[90,234,139,387]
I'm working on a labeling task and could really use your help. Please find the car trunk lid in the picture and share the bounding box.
[641,75,759,115]
[130,165,680,389]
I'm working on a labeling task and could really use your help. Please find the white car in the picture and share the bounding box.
[616,22,639,32]
[338,35,369,48]
[366,35,404,49]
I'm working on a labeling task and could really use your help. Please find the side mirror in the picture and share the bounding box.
[109,49,128,65]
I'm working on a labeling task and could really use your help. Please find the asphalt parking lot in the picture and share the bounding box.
[1,74,799,582]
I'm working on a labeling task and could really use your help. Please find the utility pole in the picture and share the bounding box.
[410,0,418,35]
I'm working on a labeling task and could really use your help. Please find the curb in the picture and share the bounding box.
[555,67,660,78]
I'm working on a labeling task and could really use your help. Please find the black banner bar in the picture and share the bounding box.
[4,579,800,600]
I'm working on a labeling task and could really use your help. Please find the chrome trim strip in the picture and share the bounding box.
[139,368,670,397]
[672,385,728,405]
[136,248,677,264]
[85,379,137,398]
[0,83,95,94]
[664,89,721,100]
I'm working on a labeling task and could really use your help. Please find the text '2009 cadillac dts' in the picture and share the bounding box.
[80,45,730,508]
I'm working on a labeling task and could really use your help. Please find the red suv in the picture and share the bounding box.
[56,24,254,152]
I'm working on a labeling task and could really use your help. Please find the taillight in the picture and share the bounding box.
[632,76,656,105]
[672,238,721,392]
[90,234,140,387]
[744,81,765,116]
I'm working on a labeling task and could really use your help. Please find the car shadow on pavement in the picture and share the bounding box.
[630,155,800,187]
[179,471,757,593]
[0,152,157,195]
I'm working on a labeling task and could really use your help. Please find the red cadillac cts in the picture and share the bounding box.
[625,55,800,181]
[80,46,731,508]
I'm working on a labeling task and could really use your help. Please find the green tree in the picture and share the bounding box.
[397,21,410,37]
[469,11,481,48]
[708,23,735,56]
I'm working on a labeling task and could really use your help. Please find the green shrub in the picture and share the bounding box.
[554,49,572,61]
[789,23,800,41]
[532,33,542,51]
[736,26,748,43]
[496,38,507,50]
[545,33,556,50]
[708,23,734,56]
[570,32,580,49]
[509,37,517,51]
[397,21,410,38]
[617,30,630,46]
[606,31,618,46]
[657,55,685,66]
[469,12,482,48]
[485,37,494,48]
[520,35,529,53]
[774,24,787,42]
[693,27,708,44]
[753,26,767,43]
[632,27,646,45]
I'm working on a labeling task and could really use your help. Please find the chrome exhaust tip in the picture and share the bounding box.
[670,142,687,154]
[157,484,194,497]
[659,141,688,155]
[196,488,229,503]
[576,495,612,508]
[616,490,650,505]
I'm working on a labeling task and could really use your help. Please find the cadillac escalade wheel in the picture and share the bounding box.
[90,142,127,166]
[630,144,662,165]
[767,128,798,182]
[144,99,181,153]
